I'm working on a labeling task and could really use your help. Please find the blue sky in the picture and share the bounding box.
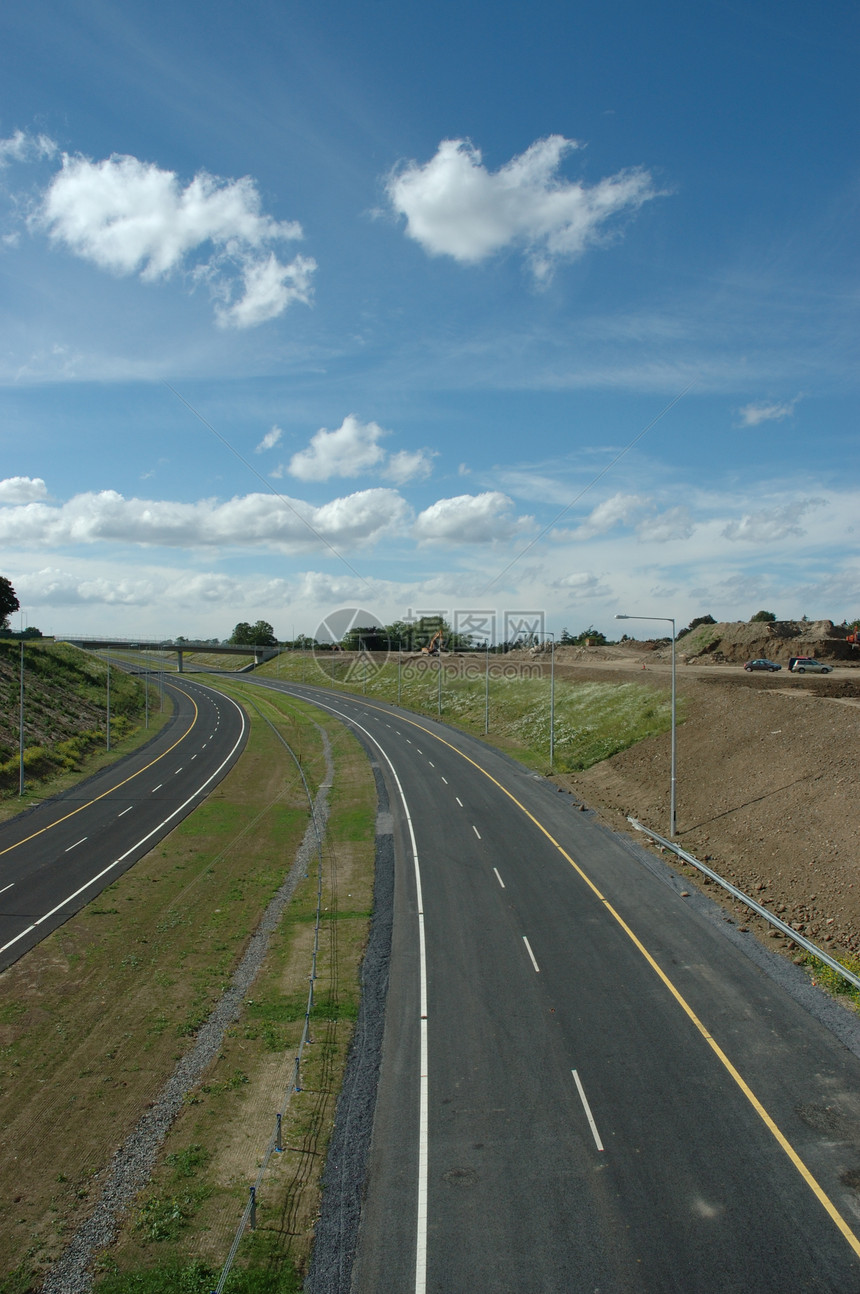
[1,0,857,643]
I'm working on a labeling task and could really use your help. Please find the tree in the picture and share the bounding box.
[750,610,776,623]
[0,576,19,631]
[230,620,277,646]
[676,614,716,640]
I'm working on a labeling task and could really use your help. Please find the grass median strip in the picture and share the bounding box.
[0,683,376,1294]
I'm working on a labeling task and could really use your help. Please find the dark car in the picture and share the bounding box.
[744,658,782,672]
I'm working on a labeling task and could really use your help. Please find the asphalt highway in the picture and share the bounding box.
[257,678,860,1293]
[0,675,247,972]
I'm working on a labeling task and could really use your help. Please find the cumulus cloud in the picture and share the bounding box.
[737,397,799,427]
[0,475,47,503]
[289,415,434,485]
[722,499,824,544]
[37,152,315,327]
[573,492,647,538]
[0,129,57,167]
[413,492,532,544]
[0,486,408,553]
[290,415,387,481]
[18,567,154,606]
[387,135,660,282]
[383,448,435,485]
[255,425,283,453]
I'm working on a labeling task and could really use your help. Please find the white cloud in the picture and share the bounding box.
[255,425,283,453]
[0,475,47,503]
[383,448,435,485]
[0,129,57,167]
[290,415,388,481]
[413,492,532,544]
[37,152,315,328]
[0,486,408,552]
[552,571,611,601]
[573,492,647,538]
[288,415,434,485]
[722,499,824,544]
[737,397,800,426]
[216,251,316,328]
[387,135,660,281]
[636,505,694,543]
[18,567,154,605]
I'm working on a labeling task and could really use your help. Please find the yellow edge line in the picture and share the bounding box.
[0,682,200,859]
[349,694,860,1260]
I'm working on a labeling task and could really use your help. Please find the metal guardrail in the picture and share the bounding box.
[628,817,860,994]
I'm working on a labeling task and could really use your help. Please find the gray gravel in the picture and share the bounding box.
[41,726,335,1294]
[304,753,393,1294]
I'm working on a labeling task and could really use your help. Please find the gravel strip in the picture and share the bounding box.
[41,727,334,1294]
[305,753,393,1294]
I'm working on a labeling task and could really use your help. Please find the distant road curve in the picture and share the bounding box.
[0,676,247,972]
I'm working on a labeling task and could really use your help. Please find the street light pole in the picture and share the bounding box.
[484,639,490,735]
[545,631,556,770]
[615,613,676,837]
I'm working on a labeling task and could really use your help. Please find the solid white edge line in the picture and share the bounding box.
[279,691,429,1294]
[493,867,505,888]
[0,691,247,960]
[523,935,540,972]
[572,1069,605,1151]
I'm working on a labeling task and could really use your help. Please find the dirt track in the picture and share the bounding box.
[553,653,860,963]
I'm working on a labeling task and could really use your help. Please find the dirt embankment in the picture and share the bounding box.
[558,658,860,961]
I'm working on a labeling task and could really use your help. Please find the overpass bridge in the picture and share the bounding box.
[58,636,279,673]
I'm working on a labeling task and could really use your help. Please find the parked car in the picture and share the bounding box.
[789,657,833,674]
[744,658,782,672]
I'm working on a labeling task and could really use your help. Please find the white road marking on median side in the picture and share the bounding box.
[493,867,505,888]
[572,1070,604,1151]
[174,767,183,774]
[523,935,540,972]
[280,694,428,1294]
[455,796,463,806]
[0,882,14,895]
[428,761,434,768]
[441,776,448,784]
[473,825,481,839]
[117,806,133,817]
[65,837,87,852]
[151,784,163,792]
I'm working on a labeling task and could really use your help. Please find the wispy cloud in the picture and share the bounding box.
[255,425,283,453]
[0,129,57,167]
[387,135,661,283]
[722,499,824,543]
[737,397,800,427]
[36,152,316,328]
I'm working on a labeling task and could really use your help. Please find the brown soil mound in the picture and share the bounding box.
[557,662,860,963]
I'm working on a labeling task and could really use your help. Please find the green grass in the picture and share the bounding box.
[801,952,860,1010]
[256,652,678,774]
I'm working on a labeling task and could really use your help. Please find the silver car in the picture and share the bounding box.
[790,657,833,674]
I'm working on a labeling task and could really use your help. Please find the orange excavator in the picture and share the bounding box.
[421,630,444,655]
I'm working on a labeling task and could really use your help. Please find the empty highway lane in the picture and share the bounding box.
[0,676,247,972]
[259,679,860,1293]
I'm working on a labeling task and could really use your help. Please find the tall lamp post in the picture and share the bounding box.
[615,613,676,837]
[544,631,556,770]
